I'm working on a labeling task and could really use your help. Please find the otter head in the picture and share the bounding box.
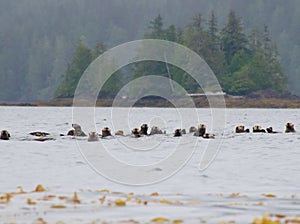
[88,132,99,142]
[71,123,86,136]
[0,130,10,140]
[286,123,295,133]
[140,124,148,135]
[150,126,163,135]
[253,125,261,131]
[198,124,206,136]
[189,126,197,133]
[102,127,111,137]
[72,123,81,130]
[174,129,182,137]
[235,125,245,133]
[132,128,141,137]
[115,130,124,136]
[253,125,266,133]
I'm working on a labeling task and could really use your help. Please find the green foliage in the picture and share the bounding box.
[221,10,248,64]
[132,11,287,96]
[222,65,256,95]
[55,40,122,98]
[55,40,92,97]
[1,1,300,102]
[227,50,251,74]
[0,1,300,102]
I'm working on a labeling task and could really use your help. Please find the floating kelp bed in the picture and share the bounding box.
[1,185,300,223]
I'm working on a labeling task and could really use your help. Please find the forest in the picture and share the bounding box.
[55,12,286,98]
[0,0,299,102]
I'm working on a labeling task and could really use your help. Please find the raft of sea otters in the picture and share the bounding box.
[0,122,296,141]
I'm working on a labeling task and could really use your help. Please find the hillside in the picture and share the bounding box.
[0,0,299,102]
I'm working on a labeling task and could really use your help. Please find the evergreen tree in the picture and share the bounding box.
[55,39,123,98]
[206,10,226,79]
[221,10,248,64]
[55,39,93,97]
[147,14,164,39]
[184,13,208,57]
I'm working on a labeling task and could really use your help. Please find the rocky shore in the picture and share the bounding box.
[31,95,300,108]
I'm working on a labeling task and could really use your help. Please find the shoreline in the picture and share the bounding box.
[2,96,300,108]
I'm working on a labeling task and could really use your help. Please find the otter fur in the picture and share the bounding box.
[67,130,75,136]
[266,127,278,134]
[0,130,10,140]
[285,123,296,133]
[194,124,206,137]
[102,127,111,137]
[115,130,124,136]
[132,128,141,137]
[88,132,99,141]
[174,129,182,137]
[140,124,148,135]
[235,125,250,133]
[150,126,163,135]
[189,126,197,133]
[253,125,266,133]
[72,124,86,136]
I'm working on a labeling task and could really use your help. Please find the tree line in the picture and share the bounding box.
[55,11,287,98]
[1,0,299,102]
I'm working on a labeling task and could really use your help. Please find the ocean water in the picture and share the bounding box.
[0,107,299,223]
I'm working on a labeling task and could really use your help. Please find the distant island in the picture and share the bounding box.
[54,12,288,103]
[32,89,300,108]
[1,1,300,104]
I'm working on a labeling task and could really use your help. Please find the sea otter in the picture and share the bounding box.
[88,132,99,141]
[29,131,50,137]
[71,124,86,136]
[66,130,75,136]
[235,125,250,133]
[140,124,148,135]
[189,126,197,133]
[0,130,10,140]
[194,124,206,137]
[266,127,278,134]
[174,129,182,137]
[132,128,141,138]
[150,126,163,135]
[253,125,266,133]
[102,127,111,137]
[115,130,124,136]
[285,123,296,133]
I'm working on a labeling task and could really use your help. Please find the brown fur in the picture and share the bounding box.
[72,124,86,136]
[140,124,148,135]
[132,128,141,137]
[102,127,111,137]
[285,122,296,133]
[115,130,124,136]
[150,126,163,135]
[0,130,10,140]
[88,132,99,141]
[189,126,197,133]
[253,125,266,133]
[174,129,182,137]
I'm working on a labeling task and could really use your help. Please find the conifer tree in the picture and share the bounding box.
[221,10,248,64]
